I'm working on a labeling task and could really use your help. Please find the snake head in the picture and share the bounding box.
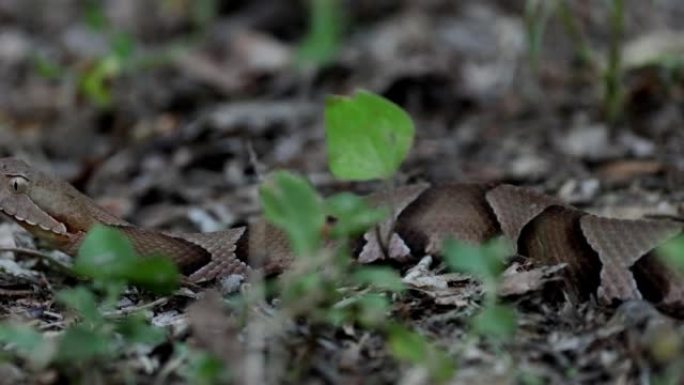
[0,158,71,239]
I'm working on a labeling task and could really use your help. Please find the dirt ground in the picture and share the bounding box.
[2,1,684,384]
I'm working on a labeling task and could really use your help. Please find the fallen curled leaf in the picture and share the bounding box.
[401,256,480,307]
[497,263,566,297]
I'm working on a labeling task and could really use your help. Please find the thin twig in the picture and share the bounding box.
[0,247,76,278]
[102,297,169,319]
[0,288,34,297]
[246,139,266,183]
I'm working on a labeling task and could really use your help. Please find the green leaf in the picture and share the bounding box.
[443,238,509,285]
[325,90,415,181]
[183,348,228,385]
[0,323,45,353]
[111,32,135,62]
[33,55,63,80]
[75,225,137,280]
[116,317,166,345]
[356,293,391,326]
[387,324,427,363]
[387,324,454,383]
[352,267,405,292]
[259,171,325,256]
[331,292,390,326]
[297,0,343,66]
[472,303,518,341]
[280,271,326,305]
[0,324,44,355]
[84,0,107,30]
[0,324,55,367]
[57,287,104,326]
[56,326,112,363]
[79,58,119,108]
[657,234,684,272]
[325,192,387,238]
[124,256,180,295]
[75,225,179,292]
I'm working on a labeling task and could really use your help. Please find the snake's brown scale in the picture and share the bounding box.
[1,158,683,311]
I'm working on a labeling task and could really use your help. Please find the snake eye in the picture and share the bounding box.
[9,176,28,194]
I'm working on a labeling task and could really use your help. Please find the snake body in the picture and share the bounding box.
[0,158,683,311]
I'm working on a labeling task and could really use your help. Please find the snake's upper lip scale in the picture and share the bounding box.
[0,206,67,235]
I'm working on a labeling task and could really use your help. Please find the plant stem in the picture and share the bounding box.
[556,0,593,67]
[605,0,625,125]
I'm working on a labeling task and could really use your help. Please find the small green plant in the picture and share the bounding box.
[257,90,459,383]
[604,0,625,124]
[524,0,553,74]
[33,1,188,109]
[0,225,178,382]
[260,171,327,257]
[524,0,627,124]
[259,171,393,318]
[177,343,231,385]
[525,0,595,74]
[387,323,455,382]
[444,238,517,342]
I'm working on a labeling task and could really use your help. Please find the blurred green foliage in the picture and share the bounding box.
[445,238,518,342]
[524,0,626,124]
[297,0,344,66]
[0,226,177,381]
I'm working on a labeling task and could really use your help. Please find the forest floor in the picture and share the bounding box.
[2,1,684,384]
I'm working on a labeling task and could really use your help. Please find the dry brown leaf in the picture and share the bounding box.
[498,263,566,297]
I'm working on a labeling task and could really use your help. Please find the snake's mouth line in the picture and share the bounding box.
[0,206,67,235]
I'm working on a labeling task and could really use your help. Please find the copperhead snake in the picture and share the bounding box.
[0,158,683,312]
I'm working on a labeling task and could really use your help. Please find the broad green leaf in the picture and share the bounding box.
[123,256,179,294]
[325,90,415,180]
[57,287,104,326]
[55,326,112,363]
[260,171,325,256]
[472,303,517,341]
[75,225,137,280]
[443,238,509,285]
[325,192,387,238]
[352,267,405,292]
[297,0,343,66]
[657,234,684,272]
